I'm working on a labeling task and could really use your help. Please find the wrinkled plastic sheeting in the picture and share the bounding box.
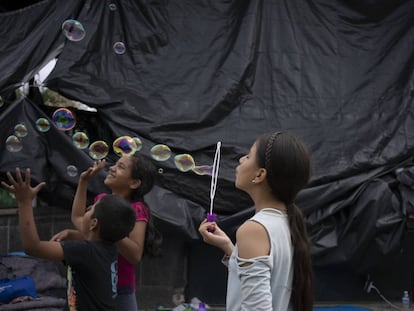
[1,0,414,268]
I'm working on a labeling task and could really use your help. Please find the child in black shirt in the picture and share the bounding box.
[1,168,136,311]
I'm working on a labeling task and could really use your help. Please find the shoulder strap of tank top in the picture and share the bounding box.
[260,207,285,215]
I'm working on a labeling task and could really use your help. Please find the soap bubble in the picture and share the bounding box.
[113,41,126,55]
[62,19,86,41]
[109,3,117,11]
[14,123,28,138]
[66,165,78,177]
[35,118,51,132]
[72,132,89,149]
[174,154,195,172]
[89,141,109,160]
[52,108,76,131]
[132,137,143,151]
[192,165,213,176]
[113,136,137,157]
[150,144,171,161]
[6,135,22,152]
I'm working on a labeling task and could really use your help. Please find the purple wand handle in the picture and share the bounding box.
[206,213,217,233]
[207,213,217,222]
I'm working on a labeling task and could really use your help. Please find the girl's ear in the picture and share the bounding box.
[255,168,267,183]
[89,218,98,231]
[130,178,142,190]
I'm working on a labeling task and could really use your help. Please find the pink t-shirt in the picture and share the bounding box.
[94,193,149,290]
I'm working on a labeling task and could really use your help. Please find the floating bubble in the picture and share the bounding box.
[113,136,137,157]
[158,168,164,174]
[192,165,213,176]
[52,108,76,131]
[35,118,51,132]
[113,41,126,55]
[174,154,195,172]
[66,165,78,177]
[109,3,117,11]
[89,141,109,160]
[6,135,22,152]
[14,123,28,138]
[132,137,143,151]
[62,19,86,42]
[72,132,89,149]
[150,144,171,161]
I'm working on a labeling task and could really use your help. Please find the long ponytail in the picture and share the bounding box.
[142,200,162,257]
[288,203,313,311]
[130,152,163,257]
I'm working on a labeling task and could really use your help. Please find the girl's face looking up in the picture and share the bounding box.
[104,156,138,195]
[235,142,260,192]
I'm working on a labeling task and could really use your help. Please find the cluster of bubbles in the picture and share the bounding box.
[6,11,214,178]
[5,123,29,153]
[5,108,214,178]
[61,12,127,55]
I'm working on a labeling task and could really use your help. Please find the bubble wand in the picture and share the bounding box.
[207,141,221,230]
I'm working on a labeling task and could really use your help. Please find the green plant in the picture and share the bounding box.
[0,188,17,208]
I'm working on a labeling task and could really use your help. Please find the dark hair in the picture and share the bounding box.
[129,152,163,257]
[256,131,314,311]
[92,194,136,243]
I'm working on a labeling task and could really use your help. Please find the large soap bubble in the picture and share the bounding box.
[89,141,109,160]
[150,144,171,161]
[72,132,89,149]
[35,118,51,132]
[113,136,137,157]
[192,165,213,176]
[6,135,22,152]
[174,154,195,172]
[62,19,86,41]
[132,137,143,151]
[14,123,28,138]
[52,108,76,131]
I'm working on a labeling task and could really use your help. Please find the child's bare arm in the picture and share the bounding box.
[117,221,146,264]
[71,160,106,229]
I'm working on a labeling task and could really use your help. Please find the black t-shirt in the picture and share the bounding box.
[61,240,118,311]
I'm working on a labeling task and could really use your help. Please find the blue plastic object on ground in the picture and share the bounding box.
[313,306,372,311]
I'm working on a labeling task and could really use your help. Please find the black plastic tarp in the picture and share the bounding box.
[1,0,414,274]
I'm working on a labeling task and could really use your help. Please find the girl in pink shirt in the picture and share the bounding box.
[53,153,162,311]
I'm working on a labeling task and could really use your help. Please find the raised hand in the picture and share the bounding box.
[198,219,233,255]
[80,159,106,181]
[1,168,45,206]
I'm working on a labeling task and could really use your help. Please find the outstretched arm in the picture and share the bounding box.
[1,168,63,261]
[71,160,106,230]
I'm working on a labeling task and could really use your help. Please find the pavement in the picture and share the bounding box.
[314,302,411,310]
[145,302,411,311]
